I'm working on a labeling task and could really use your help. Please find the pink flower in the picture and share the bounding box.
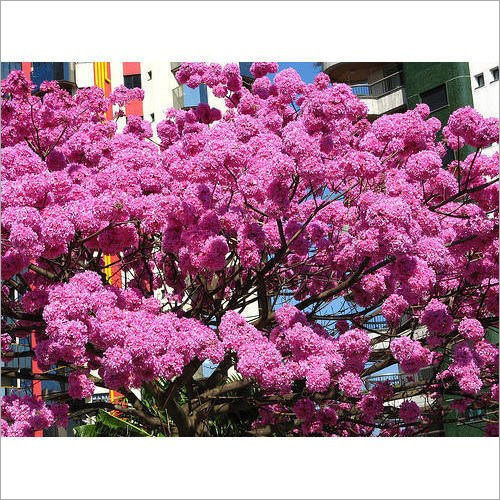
[198,236,229,272]
[390,337,432,374]
[250,62,279,79]
[338,372,363,398]
[399,401,420,423]
[68,371,95,399]
[421,299,454,335]
[457,318,484,341]
[382,294,408,325]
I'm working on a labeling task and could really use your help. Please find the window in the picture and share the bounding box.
[1,62,22,79]
[420,84,448,112]
[123,73,141,89]
[150,112,155,122]
[491,67,499,82]
[147,70,152,80]
[475,73,485,88]
[53,62,65,81]
[184,84,208,107]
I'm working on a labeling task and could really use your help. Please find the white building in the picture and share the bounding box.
[469,62,499,154]
[75,61,232,137]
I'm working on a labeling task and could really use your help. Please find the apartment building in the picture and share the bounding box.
[469,62,499,155]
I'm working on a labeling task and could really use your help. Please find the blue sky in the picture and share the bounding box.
[269,62,321,84]
[239,62,321,84]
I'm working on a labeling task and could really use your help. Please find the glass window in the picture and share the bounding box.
[183,84,208,108]
[124,73,141,89]
[475,73,485,88]
[53,62,65,81]
[1,62,22,79]
[420,84,448,112]
[41,379,65,397]
[491,67,499,82]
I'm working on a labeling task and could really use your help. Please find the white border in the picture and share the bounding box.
[1,438,499,499]
[1,1,499,61]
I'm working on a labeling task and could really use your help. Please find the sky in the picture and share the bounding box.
[240,62,322,84]
[269,62,321,84]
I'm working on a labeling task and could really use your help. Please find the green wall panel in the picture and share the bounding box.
[403,62,474,123]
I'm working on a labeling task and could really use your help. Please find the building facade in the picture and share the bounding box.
[469,62,499,155]
[322,61,498,130]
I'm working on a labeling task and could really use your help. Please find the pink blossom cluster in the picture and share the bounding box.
[1,331,12,353]
[220,306,370,395]
[399,400,421,424]
[381,294,409,325]
[421,299,454,335]
[292,398,338,436]
[38,271,224,392]
[357,381,393,424]
[68,371,95,400]
[175,62,242,98]
[445,106,499,149]
[249,62,279,78]
[390,336,433,374]
[439,339,498,395]
[457,318,485,341]
[338,371,364,398]
[109,84,144,107]
[1,395,68,437]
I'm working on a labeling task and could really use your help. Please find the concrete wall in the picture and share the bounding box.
[363,88,405,116]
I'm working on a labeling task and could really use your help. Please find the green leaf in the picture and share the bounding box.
[97,410,151,437]
[74,424,99,437]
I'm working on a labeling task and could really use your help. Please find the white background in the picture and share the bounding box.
[1,1,499,499]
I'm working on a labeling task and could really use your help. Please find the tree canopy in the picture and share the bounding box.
[1,63,498,437]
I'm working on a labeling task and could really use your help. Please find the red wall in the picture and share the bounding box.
[123,62,143,117]
[21,62,31,79]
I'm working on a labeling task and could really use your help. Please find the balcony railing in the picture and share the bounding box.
[349,71,404,99]
[364,366,433,391]
[351,84,370,96]
[364,314,388,331]
[91,392,110,403]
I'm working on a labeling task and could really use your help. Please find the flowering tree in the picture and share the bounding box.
[1,63,498,437]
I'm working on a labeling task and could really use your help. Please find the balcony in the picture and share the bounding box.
[322,62,406,117]
[1,62,22,79]
[351,71,403,98]
[363,313,388,331]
